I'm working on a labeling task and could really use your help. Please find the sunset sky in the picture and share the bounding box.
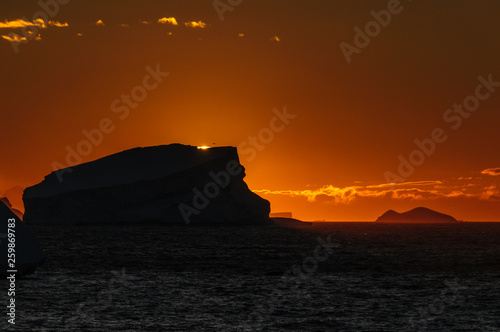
[1,0,499,221]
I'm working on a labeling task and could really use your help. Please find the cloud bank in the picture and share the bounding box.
[254,172,500,204]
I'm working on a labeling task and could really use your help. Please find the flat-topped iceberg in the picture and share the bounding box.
[23,144,271,225]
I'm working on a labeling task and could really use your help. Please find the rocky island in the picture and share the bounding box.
[375,207,459,223]
[23,144,271,225]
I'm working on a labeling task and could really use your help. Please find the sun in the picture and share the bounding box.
[197,146,210,150]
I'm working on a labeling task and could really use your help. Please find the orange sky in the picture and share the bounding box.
[1,0,499,221]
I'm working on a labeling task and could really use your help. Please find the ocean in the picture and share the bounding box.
[2,222,500,331]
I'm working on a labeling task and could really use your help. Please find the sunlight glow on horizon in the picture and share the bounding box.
[1,2,499,222]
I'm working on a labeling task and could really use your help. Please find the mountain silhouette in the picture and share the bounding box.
[375,207,458,223]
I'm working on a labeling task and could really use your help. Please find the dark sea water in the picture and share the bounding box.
[2,222,500,331]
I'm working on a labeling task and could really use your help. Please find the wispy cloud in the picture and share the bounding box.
[1,32,41,42]
[480,185,500,201]
[0,19,44,29]
[0,19,68,29]
[365,180,442,189]
[184,21,207,28]
[481,168,500,176]
[254,186,359,204]
[1,33,28,43]
[254,178,490,204]
[0,15,212,45]
[49,21,68,28]
[158,17,178,26]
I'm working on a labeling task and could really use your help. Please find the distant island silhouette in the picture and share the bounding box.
[375,207,459,223]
